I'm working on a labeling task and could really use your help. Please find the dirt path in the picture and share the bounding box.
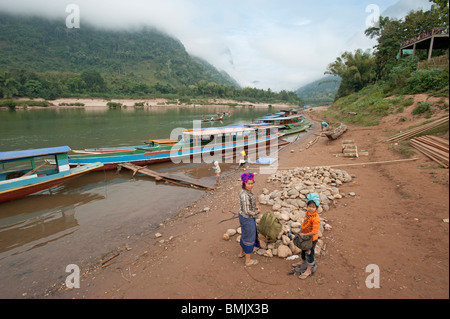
[51,102,449,301]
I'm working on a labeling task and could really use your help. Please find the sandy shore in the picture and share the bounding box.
[39,99,449,303]
[11,97,294,109]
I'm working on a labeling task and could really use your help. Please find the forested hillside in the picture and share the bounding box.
[296,76,341,106]
[0,12,302,104]
[0,12,238,87]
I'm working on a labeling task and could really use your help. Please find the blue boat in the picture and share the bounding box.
[0,146,103,203]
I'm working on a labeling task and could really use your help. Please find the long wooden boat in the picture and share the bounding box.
[0,146,103,203]
[281,121,312,136]
[71,139,179,154]
[67,125,281,170]
[253,108,305,128]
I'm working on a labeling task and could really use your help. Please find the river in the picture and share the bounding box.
[0,104,281,298]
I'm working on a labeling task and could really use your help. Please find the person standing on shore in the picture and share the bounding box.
[213,161,221,185]
[238,172,261,266]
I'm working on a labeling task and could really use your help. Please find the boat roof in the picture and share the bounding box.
[0,146,71,162]
[245,123,271,127]
[259,114,303,121]
[184,126,255,136]
[149,139,179,144]
[183,125,278,136]
[258,115,281,119]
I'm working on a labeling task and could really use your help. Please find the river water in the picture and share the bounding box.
[0,105,280,298]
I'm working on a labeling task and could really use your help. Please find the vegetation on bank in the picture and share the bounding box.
[320,0,449,126]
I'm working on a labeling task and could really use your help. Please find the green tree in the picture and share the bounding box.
[80,70,106,92]
[23,80,42,98]
[430,0,449,28]
[65,77,86,94]
[325,49,376,98]
[0,71,19,98]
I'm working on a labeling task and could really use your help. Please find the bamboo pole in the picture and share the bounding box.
[276,158,419,170]
[385,116,449,142]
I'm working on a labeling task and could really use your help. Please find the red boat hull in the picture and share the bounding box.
[0,171,95,203]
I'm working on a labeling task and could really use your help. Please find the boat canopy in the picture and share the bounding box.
[183,126,256,136]
[0,146,71,163]
[149,139,179,144]
[258,115,281,119]
[183,125,279,137]
[259,114,303,121]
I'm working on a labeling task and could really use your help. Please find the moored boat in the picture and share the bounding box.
[281,121,312,136]
[67,125,281,170]
[71,139,179,154]
[0,146,103,203]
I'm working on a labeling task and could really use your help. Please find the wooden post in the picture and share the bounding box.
[428,36,435,61]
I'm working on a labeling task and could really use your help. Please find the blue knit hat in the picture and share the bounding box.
[306,193,320,207]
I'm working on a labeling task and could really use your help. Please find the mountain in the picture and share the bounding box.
[296,75,341,106]
[0,12,239,89]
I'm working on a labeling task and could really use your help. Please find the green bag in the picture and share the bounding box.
[257,211,282,241]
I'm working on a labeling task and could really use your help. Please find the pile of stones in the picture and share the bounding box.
[223,166,356,259]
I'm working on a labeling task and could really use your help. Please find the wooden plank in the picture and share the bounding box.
[118,163,216,190]
[385,116,449,142]
[410,138,449,167]
[410,142,449,168]
[411,138,449,159]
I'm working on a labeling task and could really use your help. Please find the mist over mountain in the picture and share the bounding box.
[0,12,239,89]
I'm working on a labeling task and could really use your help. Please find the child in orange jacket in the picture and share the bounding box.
[297,193,321,279]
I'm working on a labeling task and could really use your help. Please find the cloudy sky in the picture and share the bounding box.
[0,0,433,91]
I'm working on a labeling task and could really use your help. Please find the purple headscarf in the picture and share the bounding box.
[241,173,255,186]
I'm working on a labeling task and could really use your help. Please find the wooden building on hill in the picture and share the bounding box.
[399,28,449,62]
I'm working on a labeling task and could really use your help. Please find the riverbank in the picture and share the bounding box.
[2,97,295,110]
[46,100,449,301]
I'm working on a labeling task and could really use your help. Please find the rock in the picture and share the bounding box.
[222,233,230,241]
[277,245,292,258]
[256,249,266,256]
[290,221,302,228]
[226,229,237,237]
[155,233,162,238]
[349,192,356,197]
[289,242,301,254]
[287,189,299,198]
[324,224,332,231]
[259,240,267,249]
[282,235,291,245]
[264,249,273,257]
[315,239,324,256]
